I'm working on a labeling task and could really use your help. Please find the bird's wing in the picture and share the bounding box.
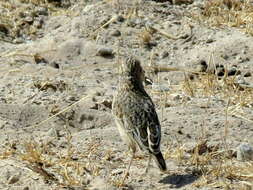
[121,96,161,154]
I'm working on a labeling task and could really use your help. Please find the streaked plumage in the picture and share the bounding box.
[112,56,166,178]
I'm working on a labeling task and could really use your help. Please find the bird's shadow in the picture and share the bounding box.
[159,173,199,188]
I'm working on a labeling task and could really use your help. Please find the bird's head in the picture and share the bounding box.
[121,56,145,82]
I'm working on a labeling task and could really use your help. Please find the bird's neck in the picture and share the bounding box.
[120,75,145,92]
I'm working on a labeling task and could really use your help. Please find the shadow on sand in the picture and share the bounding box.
[159,173,199,188]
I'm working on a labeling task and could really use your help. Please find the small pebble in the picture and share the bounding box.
[222,54,229,60]
[161,51,169,59]
[24,16,34,24]
[188,74,195,80]
[36,7,48,16]
[99,99,112,109]
[111,169,123,176]
[110,30,121,37]
[215,64,225,77]
[244,71,251,77]
[236,76,246,84]
[227,67,238,76]
[171,94,182,101]
[237,143,253,161]
[206,38,214,43]
[196,60,207,72]
[49,61,60,69]
[8,175,20,184]
[96,48,114,57]
[47,128,58,137]
[33,19,43,29]
[116,15,124,22]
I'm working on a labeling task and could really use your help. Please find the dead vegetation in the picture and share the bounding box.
[164,140,253,189]
[150,53,253,189]
[1,131,252,189]
[180,58,253,123]
[0,136,105,188]
[1,56,252,189]
[197,0,253,36]
[0,0,73,43]
[0,0,252,189]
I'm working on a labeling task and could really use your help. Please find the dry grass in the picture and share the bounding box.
[151,52,253,189]
[181,69,253,122]
[0,136,107,188]
[1,134,252,189]
[164,140,253,189]
[195,0,253,36]
[0,68,252,189]
[175,57,253,188]
[0,0,73,42]
[0,0,252,189]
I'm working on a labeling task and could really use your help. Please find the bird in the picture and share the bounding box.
[112,55,167,183]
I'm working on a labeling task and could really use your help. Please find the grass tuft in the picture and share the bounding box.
[195,0,253,36]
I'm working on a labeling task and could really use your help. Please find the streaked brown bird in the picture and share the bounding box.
[112,56,166,183]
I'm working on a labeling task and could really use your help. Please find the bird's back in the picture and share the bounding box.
[113,82,161,154]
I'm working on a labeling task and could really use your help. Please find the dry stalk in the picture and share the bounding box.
[196,0,253,36]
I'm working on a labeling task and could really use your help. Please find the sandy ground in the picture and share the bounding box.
[0,0,253,189]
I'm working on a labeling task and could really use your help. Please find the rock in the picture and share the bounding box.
[33,19,43,29]
[236,55,243,62]
[116,15,124,22]
[171,93,182,101]
[206,38,214,43]
[236,56,250,63]
[235,76,247,85]
[237,143,253,161]
[111,169,123,176]
[196,60,208,72]
[8,175,20,184]
[24,16,34,24]
[222,54,229,60]
[127,18,145,28]
[47,128,58,137]
[215,64,225,77]
[161,51,169,59]
[96,48,114,58]
[110,30,121,37]
[36,7,48,16]
[34,53,48,64]
[244,71,251,77]
[187,73,195,80]
[49,61,60,69]
[0,24,9,35]
[98,99,112,109]
[0,119,6,129]
[228,67,239,76]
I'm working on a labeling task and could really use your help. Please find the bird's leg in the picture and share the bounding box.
[144,154,152,174]
[137,154,151,182]
[121,151,135,185]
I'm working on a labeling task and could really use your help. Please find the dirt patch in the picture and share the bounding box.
[0,0,252,189]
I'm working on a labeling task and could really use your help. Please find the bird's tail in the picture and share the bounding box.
[154,152,167,171]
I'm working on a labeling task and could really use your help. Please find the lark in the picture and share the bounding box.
[112,56,167,182]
